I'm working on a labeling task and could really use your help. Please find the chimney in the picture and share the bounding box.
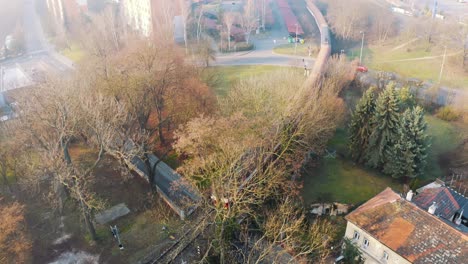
[428,202,437,215]
[406,190,413,201]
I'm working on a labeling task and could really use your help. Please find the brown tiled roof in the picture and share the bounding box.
[413,187,460,220]
[346,188,468,264]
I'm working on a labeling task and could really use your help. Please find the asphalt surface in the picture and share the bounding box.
[214,0,315,68]
[0,0,73,75]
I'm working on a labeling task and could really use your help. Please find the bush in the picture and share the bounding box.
[219,42,254,53]
[435,106,460,121]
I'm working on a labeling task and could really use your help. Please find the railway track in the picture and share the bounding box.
[139,209,213,264]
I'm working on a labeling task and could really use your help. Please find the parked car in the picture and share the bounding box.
[357,65,368,73]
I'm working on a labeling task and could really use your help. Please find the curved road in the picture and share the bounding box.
[214,0,316,68]
[0,0,73,72]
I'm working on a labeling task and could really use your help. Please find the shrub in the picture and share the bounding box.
[435,106,460,121]
[219,42,254,53]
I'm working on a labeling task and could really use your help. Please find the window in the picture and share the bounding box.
[363,238,369,249]
[382,251,389,261]
[353,231,360,240]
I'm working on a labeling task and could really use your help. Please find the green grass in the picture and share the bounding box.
[301,114,463,204]
[353,40,468,89]
[426,115,462,155]
[61,43,86,62]
[302,158,402,204]
[203,65,289,96]
[422,115,464,181]
[273,43,318,57]
[302,129,402,205]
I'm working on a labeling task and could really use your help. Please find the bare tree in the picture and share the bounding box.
[178,0,191,53]
[370,7,397,43]
[12,74,145,240]
[175,60,354,261]
[224,12,237,51]
[241,0,258,44]
[326,0,370,41]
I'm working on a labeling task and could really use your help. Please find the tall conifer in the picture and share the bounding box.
[348,87,377,163]
[366,84,400,169]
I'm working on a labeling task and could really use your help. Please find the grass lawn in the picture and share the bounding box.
[302,157,402,205]
[351,40,468,89]
[301,114,463,205]
[60,43,86,62]
[302,128,402,205]
[204,65,290,96]
[423,115,464,181]
[273,43,318,57]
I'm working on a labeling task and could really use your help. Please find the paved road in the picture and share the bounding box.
[214,0,315,68]
[0,0,73,72]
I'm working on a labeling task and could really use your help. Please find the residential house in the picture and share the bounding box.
[344,188,468,264]
[413,180,468,233]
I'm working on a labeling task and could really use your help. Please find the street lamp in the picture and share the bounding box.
[359,31,365,64]
[438,46,447,84]
[295,23,298,55]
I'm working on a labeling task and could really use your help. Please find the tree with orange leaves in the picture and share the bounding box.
[0,198,31,263]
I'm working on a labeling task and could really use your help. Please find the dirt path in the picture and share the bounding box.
[390,38,420,51]
[377,51,463,63]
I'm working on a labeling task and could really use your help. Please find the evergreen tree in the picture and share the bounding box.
[383,109,415,178]
[397,86,416,110]
[366,84,400,169]
[405,106,429,177]
[348,87,377,163]
[383,107,429,178]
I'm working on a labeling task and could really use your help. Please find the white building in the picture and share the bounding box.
[344,188,467,264]
[46,0,65,24]
[121,0,153,37]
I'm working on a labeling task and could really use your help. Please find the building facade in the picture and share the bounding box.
[344,188,468,264]
[46,0,65,25]
[344,221,411,264]
[121,0,153,37]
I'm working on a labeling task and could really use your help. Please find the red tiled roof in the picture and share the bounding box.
[413,187,460,220]
[346,188,468,264]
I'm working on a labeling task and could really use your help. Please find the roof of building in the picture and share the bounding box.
[448,188,468,218]
[346,188,468,264]
[415,178,445,193]
[413,187,460,219]
[414,179,468,223]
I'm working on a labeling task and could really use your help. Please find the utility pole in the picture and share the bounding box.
[295,23,298,55]
[359,31,365,64]
[110,225,124,250]
[438,46,447,84]
[262,0,266,31]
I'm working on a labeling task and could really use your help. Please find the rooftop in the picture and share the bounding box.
[413,187,460,220]
[346,188,468,264]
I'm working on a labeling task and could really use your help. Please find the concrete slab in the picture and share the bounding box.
[95,203,130,225]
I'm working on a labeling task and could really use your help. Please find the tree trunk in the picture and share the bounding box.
[61,139,72,165]
[81,199,97,241]
[156,107,166,145]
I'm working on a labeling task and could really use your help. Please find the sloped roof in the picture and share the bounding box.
[346,188,468,264]
[448,188,468,218]
[413,187,460,219]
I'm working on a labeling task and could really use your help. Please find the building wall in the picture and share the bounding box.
[47,0,65,24]
[122,0,153,36]
[344,221,411,264]
[62,0,87,24]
